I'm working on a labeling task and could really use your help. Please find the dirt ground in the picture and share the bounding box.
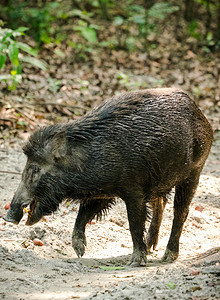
[0,129,219,300]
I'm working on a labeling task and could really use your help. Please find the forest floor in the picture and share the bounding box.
[0,130,219,300]
[0,21,220,300]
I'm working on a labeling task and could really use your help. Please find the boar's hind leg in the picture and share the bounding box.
[72,198,115,258]
[124,190,148,267]
[162,170,201,262]
[146,196,168,253]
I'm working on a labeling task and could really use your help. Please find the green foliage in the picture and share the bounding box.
[110,2,179,51]
[0,73,22,91]
[1,2,99,47]
[0,1,179,51]
[187,21,201,39]
[17,120,28,127]
[127,3,179,38]
[0,0,219,58]
[67,9,94,21]
[48,77,61,94]
[202,32,220,53]
[74,20,98,43]
[0,23,47,90]
[0,2,62,45]
[26,3,59,44]
[187,21,220,52]
[68,40,94,61]
[148,2,179,20]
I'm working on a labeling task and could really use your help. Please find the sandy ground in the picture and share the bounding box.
[0,131,219,300]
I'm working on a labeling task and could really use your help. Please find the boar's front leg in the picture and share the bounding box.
[123,189,148,267]
[72,198,116,257]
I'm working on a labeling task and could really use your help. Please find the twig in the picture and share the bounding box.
[16,277,41,288]
[0,170,22,175]
[15,108,36,125]
[0,118,13,121]
[0,118,15,122]
[38,102,87,110]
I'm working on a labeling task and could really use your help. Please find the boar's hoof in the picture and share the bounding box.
[72,232,87,258]
[127,250,147,267]
[146,236,159,254]
[161,248,178,263]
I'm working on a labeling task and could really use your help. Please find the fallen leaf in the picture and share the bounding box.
[88,221,96,225]
[33,239,44,246]
[195,205,204,212]
[190,286,202,292]
[99,266,125,271]
[190,270,200,276]
[4,203,10,210]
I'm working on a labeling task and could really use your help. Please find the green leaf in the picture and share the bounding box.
[15,27,29,33]
[40,31,51,44]
[8,44,19,66]
[2,31,14,43]
[167,282,176,290]
[99,266,125,271]
[132,14,146,25]
[81,27,97,43]
[0,54,6,69]
[113,16,124,26]
[17,121,28,126]
[20,56,47,71]
[125,37,136,52]
[54,48,65,58]
[16,42,37,56]
[0,44,7,53]
[129,5,145,13]
[67,9,92,20]
[15,64,22,74]
[206,31,213,41]
[0,73,22,90]
[148,3,179,20]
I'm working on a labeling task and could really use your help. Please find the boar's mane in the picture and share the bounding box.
[23,89,192,189]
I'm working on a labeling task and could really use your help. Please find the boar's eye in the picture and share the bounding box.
[26,164,40,184]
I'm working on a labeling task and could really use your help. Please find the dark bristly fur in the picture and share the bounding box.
[5,88,213,266]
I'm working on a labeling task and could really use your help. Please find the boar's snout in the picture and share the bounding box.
[4,201,24,224]
[4,181,30,225]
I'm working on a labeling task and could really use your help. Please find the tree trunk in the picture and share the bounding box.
[205,0,211,35]
[98,0,111,20]
[143,0,155,10]
[71,0,84,10]
[184,0,195,21]
[215,0,220,40]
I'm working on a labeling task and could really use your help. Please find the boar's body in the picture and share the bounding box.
[5,88,213,266]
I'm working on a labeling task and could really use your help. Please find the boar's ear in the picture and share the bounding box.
[45,132,67,161]
[47,132,88,171]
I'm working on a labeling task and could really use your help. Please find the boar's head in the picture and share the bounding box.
[4,125,88,226]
